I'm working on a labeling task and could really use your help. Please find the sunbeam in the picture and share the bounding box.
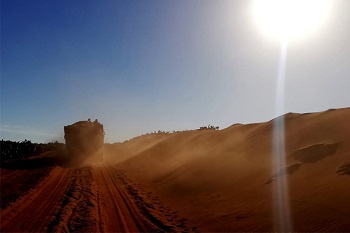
[272,41,293,232]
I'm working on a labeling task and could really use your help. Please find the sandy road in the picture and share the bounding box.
[93,167,157,232]
[1,167,73,232]
[0,166,161,232]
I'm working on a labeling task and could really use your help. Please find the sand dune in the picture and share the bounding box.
[1,107,349,232]
[109,107,350,232]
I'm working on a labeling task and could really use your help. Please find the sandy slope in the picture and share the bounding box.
[1,107,349,232]
[112,107,350,232]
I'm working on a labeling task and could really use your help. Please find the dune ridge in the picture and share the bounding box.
[106,107,350,232]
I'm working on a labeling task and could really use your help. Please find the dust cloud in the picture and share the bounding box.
[101,107,350,232]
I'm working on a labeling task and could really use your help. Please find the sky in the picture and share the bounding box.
[1,0,350,143]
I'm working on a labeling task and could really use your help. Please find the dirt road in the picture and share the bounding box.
[0,166,185,232]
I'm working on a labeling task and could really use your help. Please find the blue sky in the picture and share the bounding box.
[1,0,350,143]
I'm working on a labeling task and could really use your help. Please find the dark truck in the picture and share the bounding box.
[64,120,104,164]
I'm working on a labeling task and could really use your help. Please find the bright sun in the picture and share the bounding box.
[253,0,333,41]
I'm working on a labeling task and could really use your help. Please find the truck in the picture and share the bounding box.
[64,120,104,164]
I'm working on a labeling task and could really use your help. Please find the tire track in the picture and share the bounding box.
[103,167,153,231]
[0,167,72,232]
[0,170,22,182]
[93,166,144,232]
[114,169,195,232]
[1,166,193,232]
[1,167,54,209]
[47,167,99,233]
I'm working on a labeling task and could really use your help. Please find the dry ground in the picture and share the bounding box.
[1,107,350,232]
[1,165,192,232]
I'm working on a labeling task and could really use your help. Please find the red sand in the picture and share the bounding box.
[1,107,350,232]
[112,107,350,232]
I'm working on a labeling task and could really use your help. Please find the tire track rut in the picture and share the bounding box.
[93,166,155,232]
[1,167,72,232]
[1,166,194,232]
[47,167,99,232]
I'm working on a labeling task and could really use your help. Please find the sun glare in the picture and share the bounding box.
[253,0,332,41]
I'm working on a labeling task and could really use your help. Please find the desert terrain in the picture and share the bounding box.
[1,107,350,232]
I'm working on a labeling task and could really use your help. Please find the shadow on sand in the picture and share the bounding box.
[0,152,71,170]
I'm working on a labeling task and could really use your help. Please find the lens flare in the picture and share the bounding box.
[253,0,332,41]
[272,41,292,232]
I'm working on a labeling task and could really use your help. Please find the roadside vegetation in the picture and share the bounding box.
[0,140,64,162]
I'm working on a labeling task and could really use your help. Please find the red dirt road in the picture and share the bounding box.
[0,166,183,232]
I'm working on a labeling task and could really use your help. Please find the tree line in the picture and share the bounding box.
[199,124,219,130]
[0,140,63,162]
[119,125,220,144]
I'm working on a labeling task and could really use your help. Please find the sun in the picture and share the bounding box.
[253,0,333,41]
